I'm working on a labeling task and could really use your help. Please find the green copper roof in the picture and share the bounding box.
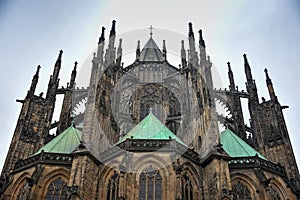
[116,110,187,147]
[36,124,82,154]
[220,128,266,159]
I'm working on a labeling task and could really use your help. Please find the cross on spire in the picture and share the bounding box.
[148,25,154,37]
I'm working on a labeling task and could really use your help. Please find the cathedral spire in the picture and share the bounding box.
[264,68,277,102]
[105,20,117,66]
[98,27,105,44]
[52,50,63,83]
[116,38,122,66]
[136,40,140,61]
[162,40,167,60]
[46,50,63,100]
[188,22,194,39]
[69,62,77,88]
[109,20,116,37]
[198,29,205,47]
[27,65,41,97]
[244,54,253,82]
[198,29,206,66]
[181,40,187,68]
[243,53,259,104]
[188,22,198,67]
[96,27,105,66]
[227,62,235,92]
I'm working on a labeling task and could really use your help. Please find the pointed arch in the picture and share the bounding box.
[39,168,70,200]
[106,171,120,200]
[130,154,170,176]
[232,180,252,200]
[45,177,68,200]
[179,161,201,200]
[130,155,170,200]
[98,163,121,200]
[231,173,259,200]
[268,178,287,200]
[11,172,31,200]
[138,165,162,200]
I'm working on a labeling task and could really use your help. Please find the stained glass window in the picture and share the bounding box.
[232,181,252,200]
[106,171,119,200]
[45,177,68,200]
[16,183,30,200]
[181,173,193,200]
[139,165,162,200]
[269,185,281,200]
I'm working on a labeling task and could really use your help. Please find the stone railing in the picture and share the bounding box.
[14,151,73,173]
[100,139,200,164]
[228,156,287,178]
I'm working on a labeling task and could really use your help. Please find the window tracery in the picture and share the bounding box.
[232,180,252,200]
[45,177,68,200]
[269,185,281,200]
[181,173,193,200]
[139,165,162,200]
[16,182,31,200]
[106,171,119,200]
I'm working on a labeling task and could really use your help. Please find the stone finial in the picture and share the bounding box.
[188,22,194,38]
[98,26,105,44]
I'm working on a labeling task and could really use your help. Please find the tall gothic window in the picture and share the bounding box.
[16,182,31,200]
[232,181,252,200]
[106,171,119,200]
[269,185,282,200]
[45,177,68,200]
[139,165,162,200]
[181,173,193,200]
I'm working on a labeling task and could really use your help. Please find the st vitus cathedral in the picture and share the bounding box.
[0,20,299,200]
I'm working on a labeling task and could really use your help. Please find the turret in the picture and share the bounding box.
[264,68,278,103]
[188,22,199,68]
[243,54,259,104]
[97,27,105,66]
[227,62,235,92]
[181,40,187,68]
[136,40,141,61]
[116,39,122,66]
[162,40,167,60]
[198,29,206,66]
[104,20,117,67]
[46,50,63,100]
[27,65,41,98]
[69,62,77,89]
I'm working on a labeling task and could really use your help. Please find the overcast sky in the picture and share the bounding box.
[0,0,299,170]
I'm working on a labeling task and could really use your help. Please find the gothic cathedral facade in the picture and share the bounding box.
[0,21,299,199]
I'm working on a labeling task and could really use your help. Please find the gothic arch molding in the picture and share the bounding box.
[130,154,170,176]
[231,173,258,199]
[180,161,201,187]
[38,168,69,199]
[268,178,287,199]
[10,172,31,200]
[99,160,121,184]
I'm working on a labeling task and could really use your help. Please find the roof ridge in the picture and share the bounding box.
[35,124,82,154]
[140,37,164,61]
[220,128,266,159]
[116,112,187,147]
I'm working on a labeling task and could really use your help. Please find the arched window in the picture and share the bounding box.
[16,182,31,200]
[269,185,282,200]
[139,165,162,200]
[181,173,193,200]
[45,177,68,200]
[232,180,252,200]
[106,171,119,200]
